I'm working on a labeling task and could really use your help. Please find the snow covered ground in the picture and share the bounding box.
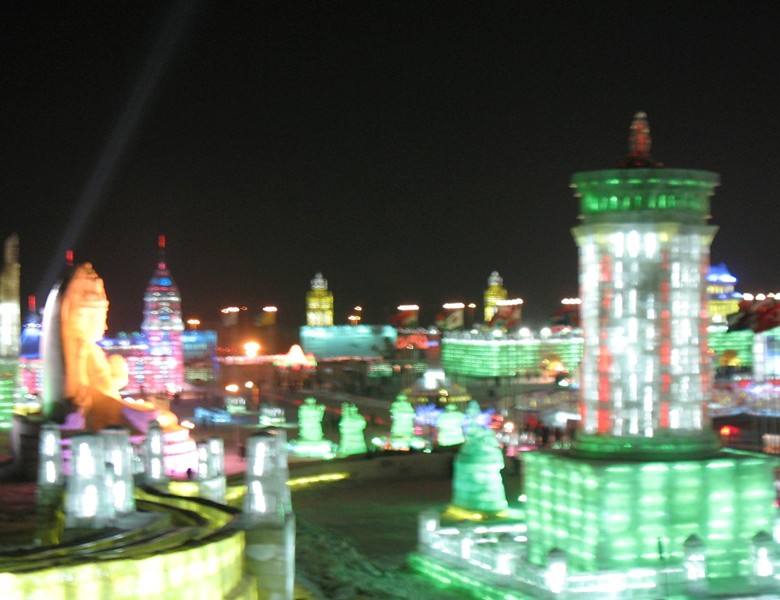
[293,476,468,599]
[292,465,524,599]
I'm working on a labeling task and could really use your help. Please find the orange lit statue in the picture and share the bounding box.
[60,263,177,432]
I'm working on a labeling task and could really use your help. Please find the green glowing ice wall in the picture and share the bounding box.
[0,357,17,428]
[709,327,754,368]
[0,235,20,428]
[524,449,777,577]
[441,333,583,378]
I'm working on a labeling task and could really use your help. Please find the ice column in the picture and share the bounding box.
[37,422,63,488]
[142,420,168,485]
[100,426,135,514]
[65,434,115,528]
[197,437,226,503]
[243,427,295,600]
[244,428,291,523]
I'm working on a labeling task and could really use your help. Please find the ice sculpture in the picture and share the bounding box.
[243,427,296,599]
[390,394,415,439]
[338,403,367,456]
[298,397,325,442]
[288,396,335,458]
[244,428,291,523]
[436,403,465,446]
[450,401,507,514]
[44,262,179,433]
[196,437,225,503]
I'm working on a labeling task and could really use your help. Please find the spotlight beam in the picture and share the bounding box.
[38,0,203,300]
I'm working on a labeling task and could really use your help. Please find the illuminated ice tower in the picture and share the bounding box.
[574,111,718,437]
[706,262,741,324]
[306,272,333,326]
[0,234,21,428]
[483,271,507,323]
[523,113,778,586]
[141,236,184,393]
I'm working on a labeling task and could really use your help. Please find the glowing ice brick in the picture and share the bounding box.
[752,531,774,579]
[37,422,63,487]
[545,548,567,594]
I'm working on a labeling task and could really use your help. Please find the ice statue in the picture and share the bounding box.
[338,403,367,456]
[61,263,130,428]
[287,396,335,458]
[43,262,177,433]
[436,403,465,446]
[298,397,325,442]
[390,394,415,439]
[450,401,507,514]
[369,393,430,452]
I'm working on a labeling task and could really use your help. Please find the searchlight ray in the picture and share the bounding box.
[38,0,203,301]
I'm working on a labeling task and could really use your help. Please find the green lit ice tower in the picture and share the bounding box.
[575,112,717,443]
[449,401,507,516]
[0,234,21,429]
[524,113,778,586]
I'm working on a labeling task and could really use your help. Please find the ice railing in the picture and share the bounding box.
[416,512,780,598]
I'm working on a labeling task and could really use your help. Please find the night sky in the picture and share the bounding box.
[3,1,779,336]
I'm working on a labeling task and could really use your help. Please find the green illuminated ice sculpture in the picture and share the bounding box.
[288,397,335,458]
[450,401,507,515]
[338,403,367,456]
[298,397,325,442]
[436,404,465,447]
[390,394,415,439]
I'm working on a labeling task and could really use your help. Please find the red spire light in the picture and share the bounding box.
[619,111,662,168]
